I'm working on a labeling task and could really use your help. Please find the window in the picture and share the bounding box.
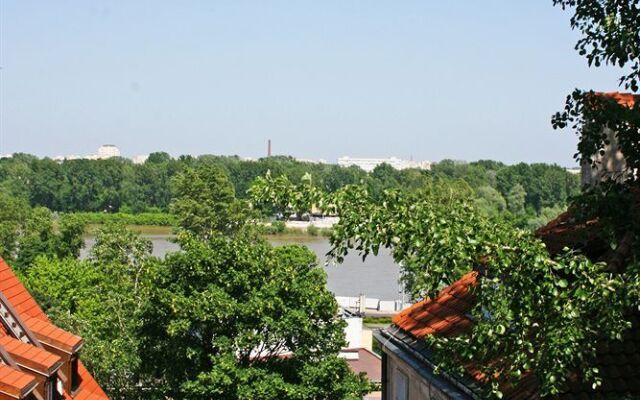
[394,369,409,400]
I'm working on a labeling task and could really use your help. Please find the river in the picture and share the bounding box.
[81,234,402,300]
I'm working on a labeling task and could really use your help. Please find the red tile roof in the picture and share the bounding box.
[22,317,83,354]
[392,271,477,338]
[0,259,108,399]
[0,335,62,376]
[390,215,640,398]
[0,363,37,399]
[596,91,640,108]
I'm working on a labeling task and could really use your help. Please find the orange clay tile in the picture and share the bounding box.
[0,335,61,376]
[596,92,640,108]
[393,271,477,338]
[22,317,83,354]
[0,259,108,399]
[0,363,37,399]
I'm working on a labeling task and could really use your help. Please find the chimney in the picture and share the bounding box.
[268,139,272,157]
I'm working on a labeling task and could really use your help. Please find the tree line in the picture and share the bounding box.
[0,152,579,229]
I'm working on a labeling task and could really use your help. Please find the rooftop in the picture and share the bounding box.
[0,259,108,400]
[384,187,640,399]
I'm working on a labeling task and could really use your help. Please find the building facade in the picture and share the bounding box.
[337,157,432,173]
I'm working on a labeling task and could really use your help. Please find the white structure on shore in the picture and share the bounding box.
[337,156,432,173]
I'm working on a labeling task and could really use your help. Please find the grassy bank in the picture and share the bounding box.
[261,221,333,237]
[70,212,176,226]
[76,213,332,239]
[83,224,174,236]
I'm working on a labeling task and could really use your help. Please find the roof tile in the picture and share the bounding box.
[0,363,37,399]
[0,259,109,399]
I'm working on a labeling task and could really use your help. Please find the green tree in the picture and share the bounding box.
[249,172,321,220]
[506,184,527,215]
[138,232,371,399]
[474,185,507,218]
[322,183,637,397]
[171,164,247,237]
[23,224,157,399]
[0,191,85,270]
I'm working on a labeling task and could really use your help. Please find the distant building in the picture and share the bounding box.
[96,145,120,159]
[295,157,328,164]
[565,167,581,175]
[53,154,81,162]
[54,145,121,162]
[338,157,432,173]
[131,154,149,164]
[339,309,382,399]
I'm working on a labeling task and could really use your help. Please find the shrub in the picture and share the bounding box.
[307,224,319,236]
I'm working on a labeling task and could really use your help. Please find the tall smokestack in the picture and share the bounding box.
[268,139,272,157]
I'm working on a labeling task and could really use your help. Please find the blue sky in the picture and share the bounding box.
[0,1,628,166]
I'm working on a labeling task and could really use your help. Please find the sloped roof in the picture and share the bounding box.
[342,348,382,383]
[387,210,640,398]
[0,364,37,400]
[0,335,62,376]
[393,271,477,338]
[23,316,83,354]
[0,259,109,399]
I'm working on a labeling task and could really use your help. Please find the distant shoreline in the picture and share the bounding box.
[79,213,335,239]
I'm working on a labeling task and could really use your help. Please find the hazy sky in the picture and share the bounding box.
[0,1,629,165]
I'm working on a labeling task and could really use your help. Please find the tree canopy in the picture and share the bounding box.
[19,168,373,400]
[139,232,371,399]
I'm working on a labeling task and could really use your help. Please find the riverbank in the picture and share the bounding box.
[82,223,332,241]
[71,211,176,226]
[76,212,336,238]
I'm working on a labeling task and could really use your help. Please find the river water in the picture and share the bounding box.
[81,234,402,300]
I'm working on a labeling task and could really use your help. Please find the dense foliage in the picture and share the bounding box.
[18,166,371,400]
[24,224,155,398]
[139,232,371,399]
[0,191,84,270]
[239,3,640,395]
[4,2,636,399]
[170,164,250,237]
[318,182,639,397]
[249,172,322,220]
[0,152,578,230]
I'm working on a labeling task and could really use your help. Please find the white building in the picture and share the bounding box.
[53,154,81,162]
[131,154,149,164]
[337,156,432,173]
[96,145,121,159]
